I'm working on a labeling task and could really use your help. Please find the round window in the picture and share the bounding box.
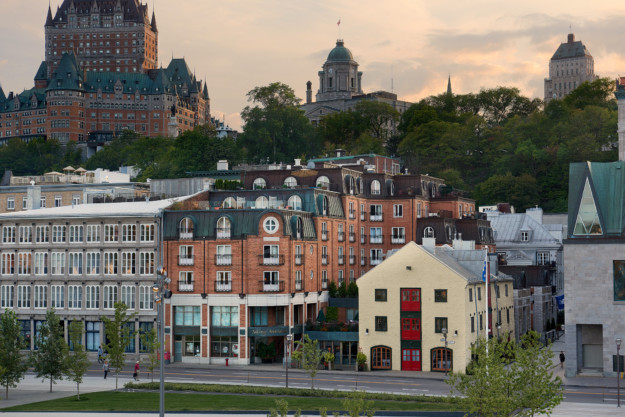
[263,216,279,234]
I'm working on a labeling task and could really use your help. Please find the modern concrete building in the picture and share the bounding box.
[357,241,514,372]
[564,161,625,377]
[544,33,596,103]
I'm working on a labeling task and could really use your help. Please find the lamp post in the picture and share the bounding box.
[442,328,449,376]
[153,267,171,417]
[617,338,623,408]
[286,333,293,388]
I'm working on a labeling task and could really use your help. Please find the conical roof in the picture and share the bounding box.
[151,10,158,32]
[45,5,54,27]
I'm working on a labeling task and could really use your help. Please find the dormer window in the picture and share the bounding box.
[424,227,435,238]
[371,180,381,195]
[179,217,194,240]
[284,176,297,188]
[253,178,266,190]
[520,231,529,242]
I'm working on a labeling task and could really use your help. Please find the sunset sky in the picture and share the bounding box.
[1,0,624,130]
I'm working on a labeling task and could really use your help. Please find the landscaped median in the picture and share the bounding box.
[0,382,467,414]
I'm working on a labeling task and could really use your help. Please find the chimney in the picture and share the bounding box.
[217,160,229,171]
[306,81,312,104]
[567,33,575,43]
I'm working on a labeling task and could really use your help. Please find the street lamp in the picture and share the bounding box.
[286,333,293,388]
[617,338,622,408]
[442,328,449,376]
[154,267,171,417]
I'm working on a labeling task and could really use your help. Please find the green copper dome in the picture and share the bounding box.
[327,40,354,62]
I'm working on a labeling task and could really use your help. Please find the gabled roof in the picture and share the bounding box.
[568,161,625,237]
[490,214,561,247]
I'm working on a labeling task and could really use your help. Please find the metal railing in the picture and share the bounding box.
[260,280,284,292]
[215,254,232,265]
[258,254,285,266]
[178,255,194,266]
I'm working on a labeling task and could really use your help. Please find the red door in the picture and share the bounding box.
[401,289,421,311]
[402,349,421,371]
[401,318,421,340]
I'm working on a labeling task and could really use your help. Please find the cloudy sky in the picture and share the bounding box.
[1,0,624,130]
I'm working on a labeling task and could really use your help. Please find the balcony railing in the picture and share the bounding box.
[216,227,231,239]
[215,281,232,292]
[178,255,194,266]
[321,255,328,265]
[349,255,356,265]
[370,235,383,244]
[215,254,232,265]
[295,281,303,291]
[322,280,328,289]
[371,257,383,266]
[179,230,193,240]
[338,232,345,242]
[360,234,367,244]
[178,281,194,292]
[321,231,328,241]
[370,214,383,222]
[295,254,303,265]
[361,256,367,266]
[360,212,366,221]
[349,232,355,243]
[260,280,284,292]
[338,255,345,265]
[258,254,285,266]
[391,235,406,244]
[349,209,355,219]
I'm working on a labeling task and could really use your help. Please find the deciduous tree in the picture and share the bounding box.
[65,321,90,400]
[0,310,28,399]
[30,309,69,393]
[101,302,138,390]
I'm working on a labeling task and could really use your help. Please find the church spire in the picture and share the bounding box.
[151,10,158,32]
[446,74,452,96]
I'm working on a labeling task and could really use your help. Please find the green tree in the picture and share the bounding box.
[562,77,616,110]
[65,321,90,400]
[511,331,564,416]
[171,127,241,177]
[342,390,375,417]
[0,310,28,399]
[140,327,160,382]
[291,334,322,388]
[30,309,69,393]
[448,333,563,417]
[239,82,321,163]
[101,302,138,390]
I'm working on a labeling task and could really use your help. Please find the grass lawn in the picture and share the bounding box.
[1,391,464,413]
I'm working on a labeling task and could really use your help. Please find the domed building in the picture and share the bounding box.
[301,39,412,130]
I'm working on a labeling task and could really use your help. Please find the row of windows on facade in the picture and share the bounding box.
[1,224,156,243]
[372,311,512,334]
[5,195,79,210]
[47,32,145,41]
[0,284,154,310]
[373,285,510,303]
[0,251,154,276]
[49,38,142,48]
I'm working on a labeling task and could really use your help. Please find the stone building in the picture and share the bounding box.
[300,40,412,131]
[544,33,597,103]
[357,242,514,372]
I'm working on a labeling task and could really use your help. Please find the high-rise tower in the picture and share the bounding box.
[44,0,159,78]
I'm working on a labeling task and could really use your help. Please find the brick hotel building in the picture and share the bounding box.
[0,0,211,145]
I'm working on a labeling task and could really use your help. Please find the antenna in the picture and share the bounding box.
[337,17,341,39]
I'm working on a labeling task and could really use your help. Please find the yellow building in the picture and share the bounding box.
[357,241,514,373]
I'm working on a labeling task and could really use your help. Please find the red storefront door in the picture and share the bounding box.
[402,349,421,371]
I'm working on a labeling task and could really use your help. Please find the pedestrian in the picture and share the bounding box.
[559,351,565,368]
[103,359,109,379]
[97,345,103,364]
[133,360,140,381]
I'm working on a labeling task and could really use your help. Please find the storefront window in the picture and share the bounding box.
[138,322,153,352]
[184,335,201,356]
[211,306,239,327]
[86,321,100,352]
[175,306,201,326]
[250,307,268,326]
[211,335,239,357]
[19,320,31,350]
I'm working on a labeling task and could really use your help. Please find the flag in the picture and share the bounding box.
[337,19,341,26]
[481,251,488,282]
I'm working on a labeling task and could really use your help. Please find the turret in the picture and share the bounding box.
[151,11,158,32]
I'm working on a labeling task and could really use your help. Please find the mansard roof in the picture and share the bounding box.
[34,61,48,81]
[52,0,150,24]
[0,88,47,113]
[84,69,173,95]
[551,33,592,60]
[166,58,201,96]
[489,214,560,247]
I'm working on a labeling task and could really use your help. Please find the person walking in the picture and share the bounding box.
[133,360,140,381]
[559,351,565,368]
[103,359,109,379]
[97,345,103,364]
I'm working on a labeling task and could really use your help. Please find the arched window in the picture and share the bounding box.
[371,346,392,370]
[316,176,330,189]
[222,197,236,209]
[371,180,381,195]
[255,196,268,209]
[253,178,266,190]
[284,176,297,188]
[216,217,231,239]
[357,177,364,194]
[424,227,435,239]
[387,180,395,196]
[179,217,194,239]
[321,196,329,216]
[288,195,302,211]
[431,348,453,372]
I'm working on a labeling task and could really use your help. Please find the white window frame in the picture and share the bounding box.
[104,224,118,242]
[1,285,14,308]
[19,226,32,243]
[3,226,15,244]
[68,285,82,309]
[103,285,118,309]
[17,285,31,308]
[52,225,66,243]
[34,285,47,309]
[17,252,31,275]
[68,252,83,275]
[69,225,83,243]
[140,224,155,242]
[85,285,100,309]
[104,251,118,275]
[122,224,136,242]
[393,204,403,218]
[139,286,154,310]
[36,226,49,243]
[51,252,65,275]
[121,252,135,275]
[86,225,100,243]
[121,285,135,309]
[139,252,154,275]
[51,285,65,308]
[86,252,100,275]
